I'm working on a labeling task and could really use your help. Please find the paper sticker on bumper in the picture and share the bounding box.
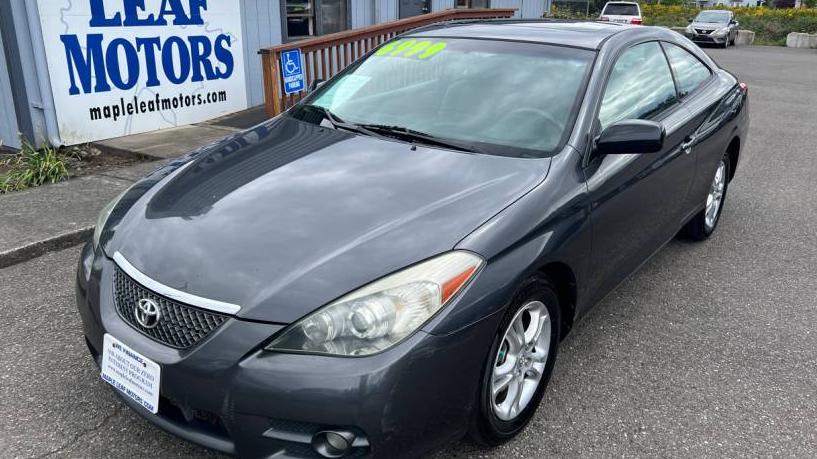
[101,334,161,414]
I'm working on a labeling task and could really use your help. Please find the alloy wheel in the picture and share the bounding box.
[705,160,727,230]
[491,301,551,421]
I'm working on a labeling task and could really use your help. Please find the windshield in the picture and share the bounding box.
[603,3,639,15]
[294,38,594,157]
[695,12,730,23]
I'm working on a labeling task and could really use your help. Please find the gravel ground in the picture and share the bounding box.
[1,46,815,458]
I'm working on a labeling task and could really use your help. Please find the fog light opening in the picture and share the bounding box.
[312,430,356,458]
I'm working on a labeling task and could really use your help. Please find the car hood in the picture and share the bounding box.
[107,117,550,323]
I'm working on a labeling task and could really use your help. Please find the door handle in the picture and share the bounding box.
[681,137,694,155]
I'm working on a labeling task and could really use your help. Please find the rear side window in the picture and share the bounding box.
[662,43,712,98]
[599,42,678,130]
[603,3,639,15]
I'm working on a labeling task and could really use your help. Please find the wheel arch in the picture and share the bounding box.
[726,136,740,182]
[537,262,577,339]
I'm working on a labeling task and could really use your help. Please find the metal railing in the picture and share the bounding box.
[259,8,517,117]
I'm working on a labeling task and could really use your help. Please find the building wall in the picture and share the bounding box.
[432,0,457,11]
[2,0,58,148]
[241,0,284,107]
[376,0,401,22]
[351,0,376,27]
[521,0,550,18]
[0,26,21,149]
[490,0,549,18]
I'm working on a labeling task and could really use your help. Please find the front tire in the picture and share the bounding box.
[681,153,730,241]
[469,275,561,446]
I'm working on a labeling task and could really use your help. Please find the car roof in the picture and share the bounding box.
[604,1,640,4]
[700,9,732,13]
[408,20,635,50]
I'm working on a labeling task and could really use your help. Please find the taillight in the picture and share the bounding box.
[630,18,642,24]
[599,16,610,21]
[739,82,748,95]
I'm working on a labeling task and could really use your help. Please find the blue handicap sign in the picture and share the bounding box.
[280,49,305,95]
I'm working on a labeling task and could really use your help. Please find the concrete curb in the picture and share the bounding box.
[736,30,755,46]
[91,141,160,160]
[0,227,92,269]
[786,32,817,48]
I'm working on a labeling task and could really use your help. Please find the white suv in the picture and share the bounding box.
[599,2,643,25]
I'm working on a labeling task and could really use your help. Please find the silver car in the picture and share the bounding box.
[685,10,739,48]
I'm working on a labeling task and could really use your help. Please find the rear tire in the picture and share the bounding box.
[469,275,561,446]
[681,152,731,241]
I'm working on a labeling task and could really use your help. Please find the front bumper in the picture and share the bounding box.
[685,32,728,44]
[75,243,499,458]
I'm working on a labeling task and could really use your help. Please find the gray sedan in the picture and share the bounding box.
[685,10,739,48]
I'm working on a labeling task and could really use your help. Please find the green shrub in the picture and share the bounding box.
[0,140,68,193]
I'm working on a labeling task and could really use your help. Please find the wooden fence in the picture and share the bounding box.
[259,8,517,117]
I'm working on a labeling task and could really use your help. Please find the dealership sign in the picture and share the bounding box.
[37,0,247,144]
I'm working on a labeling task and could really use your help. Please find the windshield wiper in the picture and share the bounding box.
[300,105,386,139]
[300,106,478,152]
[358,124,478,153]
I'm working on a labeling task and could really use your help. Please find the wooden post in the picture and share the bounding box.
[261,51,284,118]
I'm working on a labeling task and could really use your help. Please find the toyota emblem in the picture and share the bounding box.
[135,298,161,329]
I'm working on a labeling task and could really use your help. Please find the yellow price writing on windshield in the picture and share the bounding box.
[375,39,447,60]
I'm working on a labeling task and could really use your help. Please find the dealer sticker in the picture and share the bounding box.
[100,334,161,414]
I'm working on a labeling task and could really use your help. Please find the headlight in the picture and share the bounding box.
[685,24,694,33]
[92,188,129,249]
[267,251,484,356]
[80,242,94,282]
[713,27,728,36]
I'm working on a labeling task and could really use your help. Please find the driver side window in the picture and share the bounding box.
[599,42,678,131]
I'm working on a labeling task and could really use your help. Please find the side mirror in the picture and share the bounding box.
[595,120,665,155]
[732,20,739,26]
[308,78,325,93]
[688,18,693,23]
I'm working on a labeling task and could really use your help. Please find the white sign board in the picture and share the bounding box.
[101,334,161,414]
[36,0,248,144]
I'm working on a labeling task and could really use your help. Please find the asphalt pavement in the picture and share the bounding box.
[1,46,816,458]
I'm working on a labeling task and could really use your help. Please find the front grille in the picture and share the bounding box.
[113,266,228,348]
[695,28,712,35]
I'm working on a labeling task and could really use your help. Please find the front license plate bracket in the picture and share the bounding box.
[100,334,161,414]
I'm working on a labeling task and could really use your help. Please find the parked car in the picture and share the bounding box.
[685,9,740,48]
[76,20,749,459]
[599,1,643,24]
